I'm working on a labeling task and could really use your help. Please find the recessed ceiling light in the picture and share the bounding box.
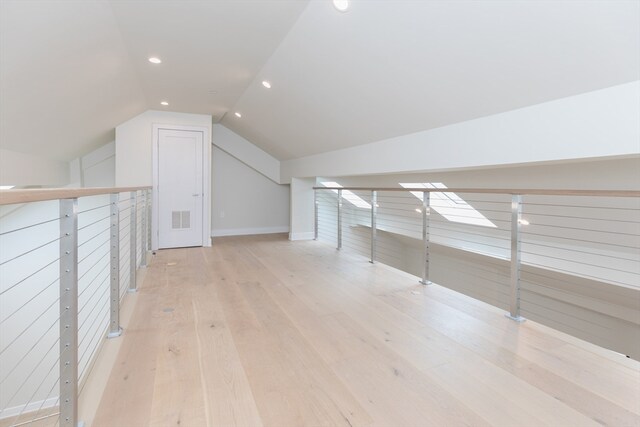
[234,112,242,118]
[160,101,169,106]
[148,57,162,64]
[333,0,349,12]
[262,81,272,89]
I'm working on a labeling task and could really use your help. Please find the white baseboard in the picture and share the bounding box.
[0,396,59,420]
[289,231,315,241]
[211,226,289,237]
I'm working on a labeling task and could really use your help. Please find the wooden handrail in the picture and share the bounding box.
[0,186,152,206]
[313,187,640,197]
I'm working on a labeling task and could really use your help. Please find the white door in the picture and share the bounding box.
[157,129,204,248]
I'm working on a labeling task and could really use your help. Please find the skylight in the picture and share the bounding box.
[321,182,371,209]
[399,183,496,228]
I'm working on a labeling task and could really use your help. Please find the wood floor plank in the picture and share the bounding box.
[206,246,373,427]
[90,234,640,427]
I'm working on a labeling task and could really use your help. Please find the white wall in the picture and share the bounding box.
[115,110,212,187]
[281,81,640,182]
[289,177,316,241]
[0,148,69,187]
[115,110,212,246]
[69,141,116,188]
[211,145,289,236]
[330,157,640,190]
[211,145,289,237]
[212,124,281,183]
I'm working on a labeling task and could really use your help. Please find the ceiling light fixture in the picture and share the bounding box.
[0,185,15,190]
[160,101,169,106]
[262,80,272,89]
[148,57,162,64]
[333,0,350,12]
[234,112,242,118]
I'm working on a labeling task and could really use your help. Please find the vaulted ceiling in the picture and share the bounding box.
[1,0,638,162]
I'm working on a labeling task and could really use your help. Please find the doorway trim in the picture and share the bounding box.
[152,124,211,250]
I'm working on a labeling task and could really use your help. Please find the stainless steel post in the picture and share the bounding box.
[420,191,432,285]
[107,193,123,338]
[370,190,377,263]
[337,189,342,250]
[140,191,148,268]
[146,189,152,251]
[507,194,526,322]
[129,191,137,292]
[59,198,79,427]
[314,190,318,241]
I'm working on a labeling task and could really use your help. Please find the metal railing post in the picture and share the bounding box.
[147,189,152,252]
[140,190,148,267]
[370,190,377,263]
[59,198,79,427]
[507,194,526,322]
[129,191,137,292]
[420,191,432,285]
[107,193,123,338]
[314,190,318,241]
[337,189,343,250]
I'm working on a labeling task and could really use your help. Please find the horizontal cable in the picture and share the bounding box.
[429,232,509,252]
[0,235,61,267]
[119,247,131,265]
[520,250,639,276]
[77,203,111,215]
[78,255,111,300]
[15,367,61,427]
[429,225,510,241]
[79,282,110,333]
[521,241,639,262]
[79,308,110,367]
[0,296,60,357]
[11,410,60,427]
[519,231,638,249]
[0,275,59,325]
[521,223,639,237]
[78,214,111,232]
[78,246,110,282]
[119,230,131,244]
[0,257,60,296]
[77,225,111,249]
[522,261,633,287]
[524,202,639,210]
[0,216,60,237]
[78,236,111,266]
[1,347,64,420]
[0,320,59,388]
[522,211,640,224]
[79,298,109,350]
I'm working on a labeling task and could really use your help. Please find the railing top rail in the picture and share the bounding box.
[0,186,152,206]
[313,187,640,197]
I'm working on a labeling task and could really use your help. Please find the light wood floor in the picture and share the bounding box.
[93,234,640,427]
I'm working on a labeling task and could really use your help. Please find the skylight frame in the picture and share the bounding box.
[320,182,371,209]
[400,182,496,228]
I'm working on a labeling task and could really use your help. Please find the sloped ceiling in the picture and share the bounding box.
[225,0,640,159]
[0,0,309,161]
[1,0,638,163]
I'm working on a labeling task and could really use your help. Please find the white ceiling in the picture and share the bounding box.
[1,0,638,162]
[225,0,640,159]
[0,0,308,160]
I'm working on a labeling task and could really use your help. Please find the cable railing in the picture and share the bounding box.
[314,186,640,359]
[0,186,151,427]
